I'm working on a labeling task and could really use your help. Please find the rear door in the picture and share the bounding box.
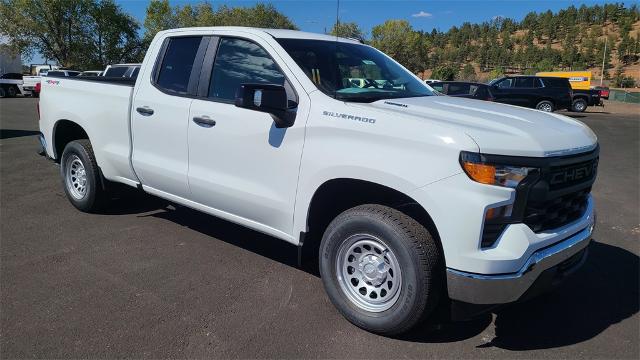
[186,36,307,237]
[131,35,208,198]
[512,77,537,107]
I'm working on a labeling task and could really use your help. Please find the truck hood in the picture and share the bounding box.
[350,96,597,157]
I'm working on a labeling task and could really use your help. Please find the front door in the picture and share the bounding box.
[187,36,307,237]
[491,77,518,105]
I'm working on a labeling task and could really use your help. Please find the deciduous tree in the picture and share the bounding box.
[0,0,141,69]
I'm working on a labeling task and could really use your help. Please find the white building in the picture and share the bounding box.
[0,44,22,75]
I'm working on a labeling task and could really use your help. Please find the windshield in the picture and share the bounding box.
[276,38,434,102]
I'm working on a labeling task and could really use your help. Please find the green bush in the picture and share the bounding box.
[431,65,459,81]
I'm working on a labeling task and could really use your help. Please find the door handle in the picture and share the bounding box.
[193,116,216,127]
[136,107,154,116]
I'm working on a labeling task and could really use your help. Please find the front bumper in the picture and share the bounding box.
[446,214,594,305]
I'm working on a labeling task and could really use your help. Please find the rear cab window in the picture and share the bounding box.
[105,67,128,77]
[155,36,204,94]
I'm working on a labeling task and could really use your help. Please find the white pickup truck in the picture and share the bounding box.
[23,65,60,97]
[38,27,598,335]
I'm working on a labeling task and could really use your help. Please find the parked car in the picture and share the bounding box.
[23,65,59,97]
[536,71,602,112]
[488,75,572,112]
[79,70,103,77]
[428,81,494,101]
[38,27,598,336]
[591,85,610,100]
[47,70,82,77]
[0,72,23,98]
[102,63,140,78]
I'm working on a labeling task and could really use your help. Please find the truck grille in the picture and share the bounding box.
[522,153,597,233]
[523,188,590,233]
[477,147,598,248]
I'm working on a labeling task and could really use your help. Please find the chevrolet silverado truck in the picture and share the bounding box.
[38,27,598,335]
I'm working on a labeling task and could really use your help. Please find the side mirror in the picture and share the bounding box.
[235,84,296,128]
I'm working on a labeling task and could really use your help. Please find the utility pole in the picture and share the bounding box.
[600,36,607,86]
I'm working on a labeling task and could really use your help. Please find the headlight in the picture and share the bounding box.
[460,151,537,188]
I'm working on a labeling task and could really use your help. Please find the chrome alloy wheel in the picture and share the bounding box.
[65,155,88,200]
[336,234,402,312]
[538,102,553,112]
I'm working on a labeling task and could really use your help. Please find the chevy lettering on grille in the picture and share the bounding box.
[549,160,598,186]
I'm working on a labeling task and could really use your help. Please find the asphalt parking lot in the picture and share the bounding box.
[1,97,638,359]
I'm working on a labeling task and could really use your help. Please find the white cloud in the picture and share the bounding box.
[492,15,505,20]
[411,11,433,18]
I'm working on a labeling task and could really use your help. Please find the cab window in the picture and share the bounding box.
[155,36,203,94]
[430,83,444,92]
[209,38,285,101]
[447,83,470,95]
[495,78,513,89]
[514,77,534,88]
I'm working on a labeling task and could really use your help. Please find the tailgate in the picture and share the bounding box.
[22,76,40,88]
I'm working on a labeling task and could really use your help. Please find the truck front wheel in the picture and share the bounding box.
[60,140,107,212]
[319,204,442,335]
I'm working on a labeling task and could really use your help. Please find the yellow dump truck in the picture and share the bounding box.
[536,71,601,112]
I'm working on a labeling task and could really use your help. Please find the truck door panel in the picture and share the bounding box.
[131,36,208,198]
[187,36,306,236]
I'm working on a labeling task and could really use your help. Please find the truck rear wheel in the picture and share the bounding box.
[60,140,107,212]
[0,87,5,98]
[572,98,587,112]
[7,85,17,97]
[319,204,442,335]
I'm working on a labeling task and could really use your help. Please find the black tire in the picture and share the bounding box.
[572,98,587,112]
[7,85,17,97]
[60,139,107,212]
[0,87,5,98]
[535,100,554,112]
[319,204,442,335]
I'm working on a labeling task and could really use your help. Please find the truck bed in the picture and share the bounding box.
[39,75,138,185]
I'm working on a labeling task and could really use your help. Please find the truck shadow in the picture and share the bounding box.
[402,241,639,350]
[102,194,638,349]
[118,195,304,270]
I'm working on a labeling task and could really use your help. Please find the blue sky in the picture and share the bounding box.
[116,0,624,36]
[31,0,624,64]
